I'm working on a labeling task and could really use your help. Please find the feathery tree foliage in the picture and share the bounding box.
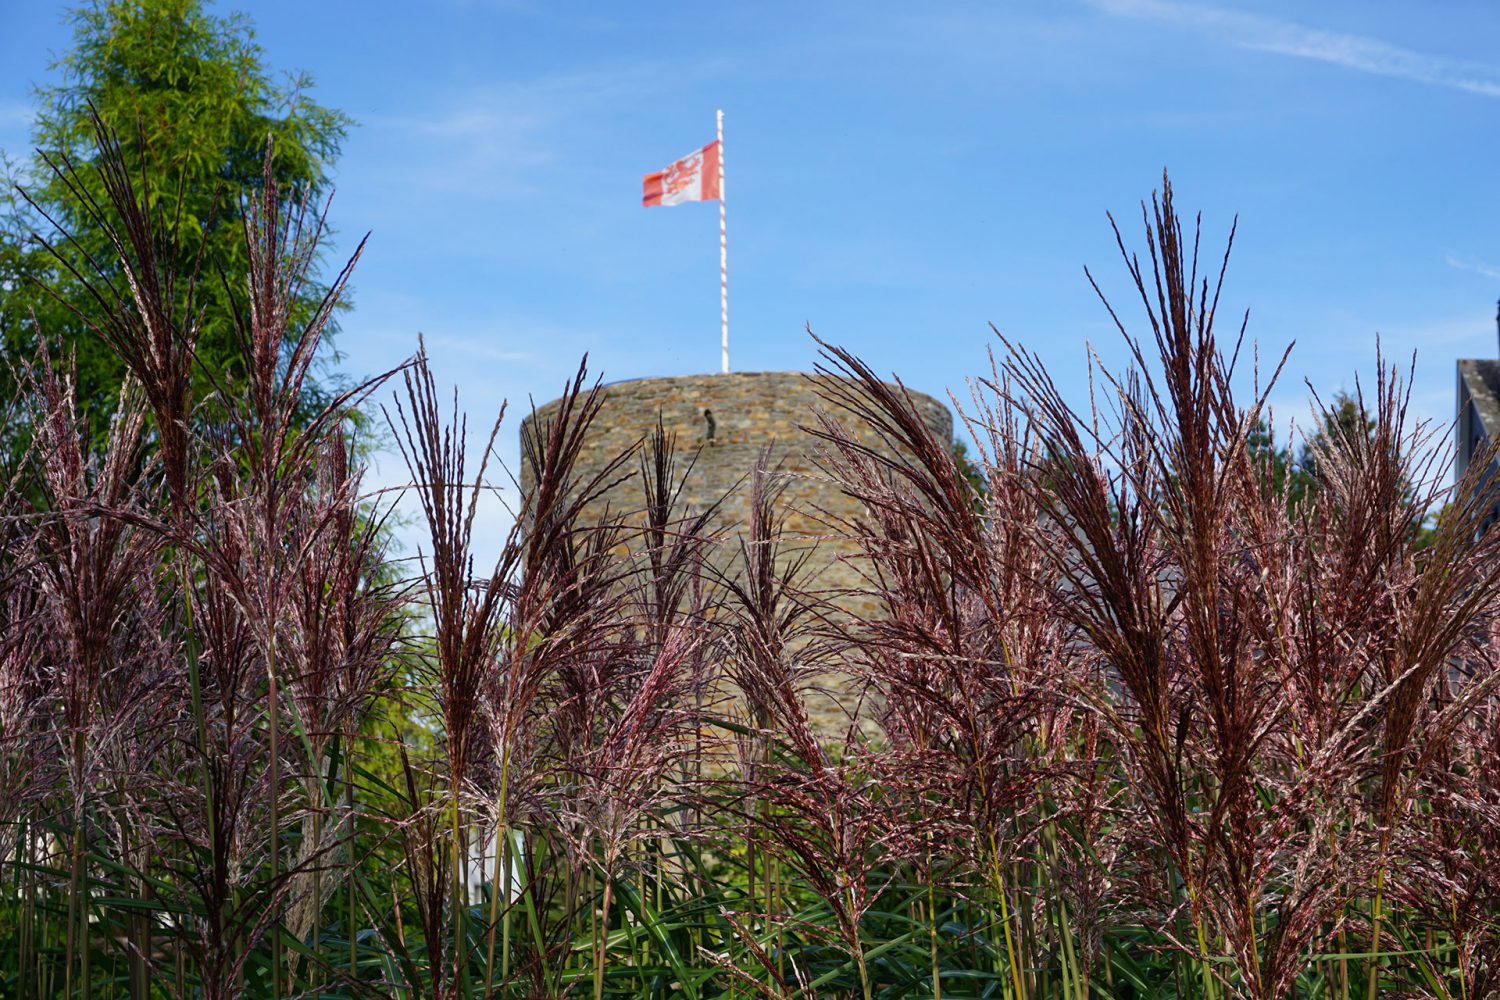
[0,0,350,450]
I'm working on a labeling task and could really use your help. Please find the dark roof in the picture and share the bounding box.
[1459,360,1500,438]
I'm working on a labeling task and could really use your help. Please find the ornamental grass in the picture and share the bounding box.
[4,119,1500,999]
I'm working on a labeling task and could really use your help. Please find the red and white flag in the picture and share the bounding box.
[642,140,721,207]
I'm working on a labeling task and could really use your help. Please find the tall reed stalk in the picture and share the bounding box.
[11,132,1500,1000]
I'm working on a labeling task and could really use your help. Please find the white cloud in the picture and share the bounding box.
[358,60,728,199]
[0,100,35,159]
[423,333,536,364]
[0,100,31,128]
[361,100,559,198]
[1446,252,1500,281]
[1093,0,1500,99]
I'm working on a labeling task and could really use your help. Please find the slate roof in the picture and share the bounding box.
[1459,361,1500,429]
[1458,359,1500,482]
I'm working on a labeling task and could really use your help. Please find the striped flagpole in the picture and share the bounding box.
[718,109,729,374]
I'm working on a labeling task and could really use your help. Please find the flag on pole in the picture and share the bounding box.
[642,140,721,207]
[641,115,729,373]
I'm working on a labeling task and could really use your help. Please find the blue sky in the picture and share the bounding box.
[4,0,1499,555]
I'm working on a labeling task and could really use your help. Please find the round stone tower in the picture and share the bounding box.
[519,370,952,725]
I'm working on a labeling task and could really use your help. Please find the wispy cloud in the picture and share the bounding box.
[1447,252,1500,281]
[360,59,732,199]
[0,100,31,128]
[362,90,573,198]
[424,334,536,364]
[0,100,35,158]
[1093,0,1500,99]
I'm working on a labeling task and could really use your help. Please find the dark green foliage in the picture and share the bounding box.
[1249,391,1379,508]
[952,439,986,498]
[1249,392,1442,544]
[0,0,350,450]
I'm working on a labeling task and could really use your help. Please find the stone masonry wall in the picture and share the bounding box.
[518,370,953,729]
